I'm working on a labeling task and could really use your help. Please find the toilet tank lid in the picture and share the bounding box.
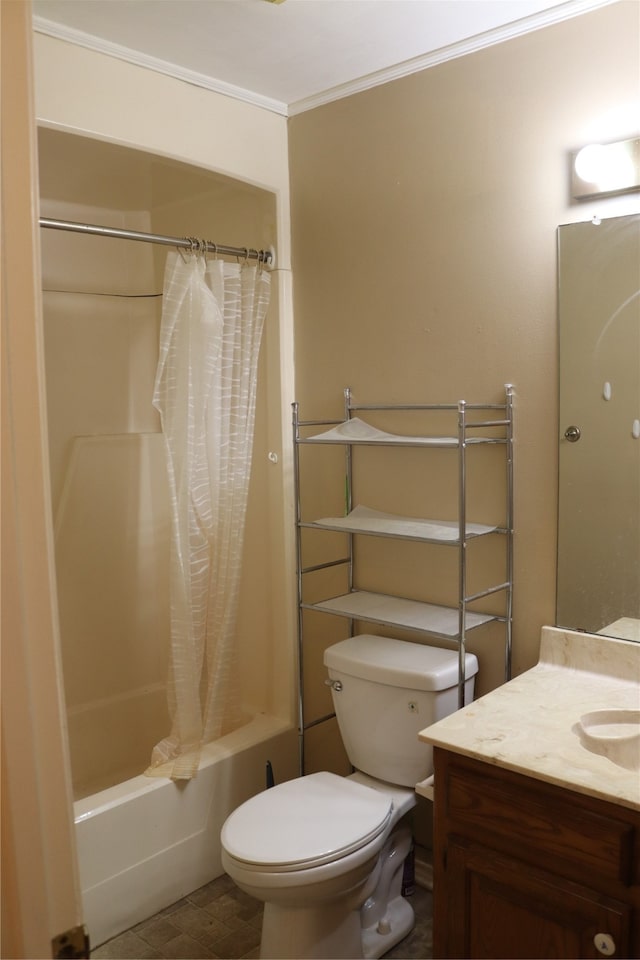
[324,635,478,692]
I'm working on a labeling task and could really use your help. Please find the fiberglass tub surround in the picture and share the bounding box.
[43,219,170,799]
[40,129,283,799]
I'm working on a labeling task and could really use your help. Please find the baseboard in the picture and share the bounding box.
[414,846,433,891]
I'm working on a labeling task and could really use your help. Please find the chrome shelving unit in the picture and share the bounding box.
[292,384,514,774]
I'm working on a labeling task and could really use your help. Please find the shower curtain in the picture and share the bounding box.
[146,251,271,780]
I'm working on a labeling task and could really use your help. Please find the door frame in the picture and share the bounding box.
[1,2,84,956]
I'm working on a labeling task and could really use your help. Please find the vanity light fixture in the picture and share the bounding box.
[570,136,640,200]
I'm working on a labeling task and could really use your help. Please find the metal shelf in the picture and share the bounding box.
[302,505,501,545]
[292,384,514,775]
[304,591,498,640]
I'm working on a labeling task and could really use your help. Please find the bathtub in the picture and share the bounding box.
[74,714,298,948]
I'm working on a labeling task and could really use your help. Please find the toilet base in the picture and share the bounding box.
[259,887,416,960]
[260,897,365,959]
[258,824,415,959]
[362,894,415,960]
[361,823,415,959]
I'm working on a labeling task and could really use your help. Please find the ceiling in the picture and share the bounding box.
[32,0,615,116]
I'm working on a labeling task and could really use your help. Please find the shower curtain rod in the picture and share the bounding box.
[39,217,274,266]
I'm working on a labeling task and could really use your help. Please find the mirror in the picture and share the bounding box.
[557,213,640,641]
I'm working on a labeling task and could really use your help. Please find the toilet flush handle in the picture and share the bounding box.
[324,679,343,692]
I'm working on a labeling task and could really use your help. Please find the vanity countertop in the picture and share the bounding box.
[418,626,640,811]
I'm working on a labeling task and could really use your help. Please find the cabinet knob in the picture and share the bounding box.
[594,933,616,956]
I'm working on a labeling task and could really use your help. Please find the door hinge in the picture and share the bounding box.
[51,924,90,959]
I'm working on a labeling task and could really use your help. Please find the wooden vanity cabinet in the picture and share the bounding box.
[433,748,640,959]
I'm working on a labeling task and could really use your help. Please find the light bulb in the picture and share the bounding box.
[574,141,636,192]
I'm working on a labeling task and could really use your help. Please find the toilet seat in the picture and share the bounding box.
[221,772,393,872]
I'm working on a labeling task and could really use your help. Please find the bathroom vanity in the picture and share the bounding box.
[431,749,639,958]
[419,627,640,959]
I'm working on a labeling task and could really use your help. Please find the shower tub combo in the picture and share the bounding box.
[74,715,297,947]
[39,141,294,950]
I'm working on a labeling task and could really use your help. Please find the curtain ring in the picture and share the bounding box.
[179,238,198,261]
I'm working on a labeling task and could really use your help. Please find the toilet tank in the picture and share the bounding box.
[324,634,478,787]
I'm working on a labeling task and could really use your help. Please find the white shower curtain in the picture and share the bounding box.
[146,250,271,780]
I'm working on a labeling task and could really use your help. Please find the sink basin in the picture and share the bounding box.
[576,709,640,770]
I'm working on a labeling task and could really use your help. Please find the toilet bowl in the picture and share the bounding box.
[221,771,416,959]
[220,634,478,959]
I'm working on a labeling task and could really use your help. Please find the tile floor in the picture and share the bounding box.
[91,870,433,960]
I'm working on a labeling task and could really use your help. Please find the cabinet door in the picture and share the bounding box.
[441,838,631,959]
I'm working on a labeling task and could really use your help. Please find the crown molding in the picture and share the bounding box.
[32,17,289,117]
[287,0,618,115]
[34,0,616,120]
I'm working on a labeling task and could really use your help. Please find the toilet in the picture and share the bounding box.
[221,634,478,959]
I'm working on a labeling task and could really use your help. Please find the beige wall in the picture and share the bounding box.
[288,2,640,726]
